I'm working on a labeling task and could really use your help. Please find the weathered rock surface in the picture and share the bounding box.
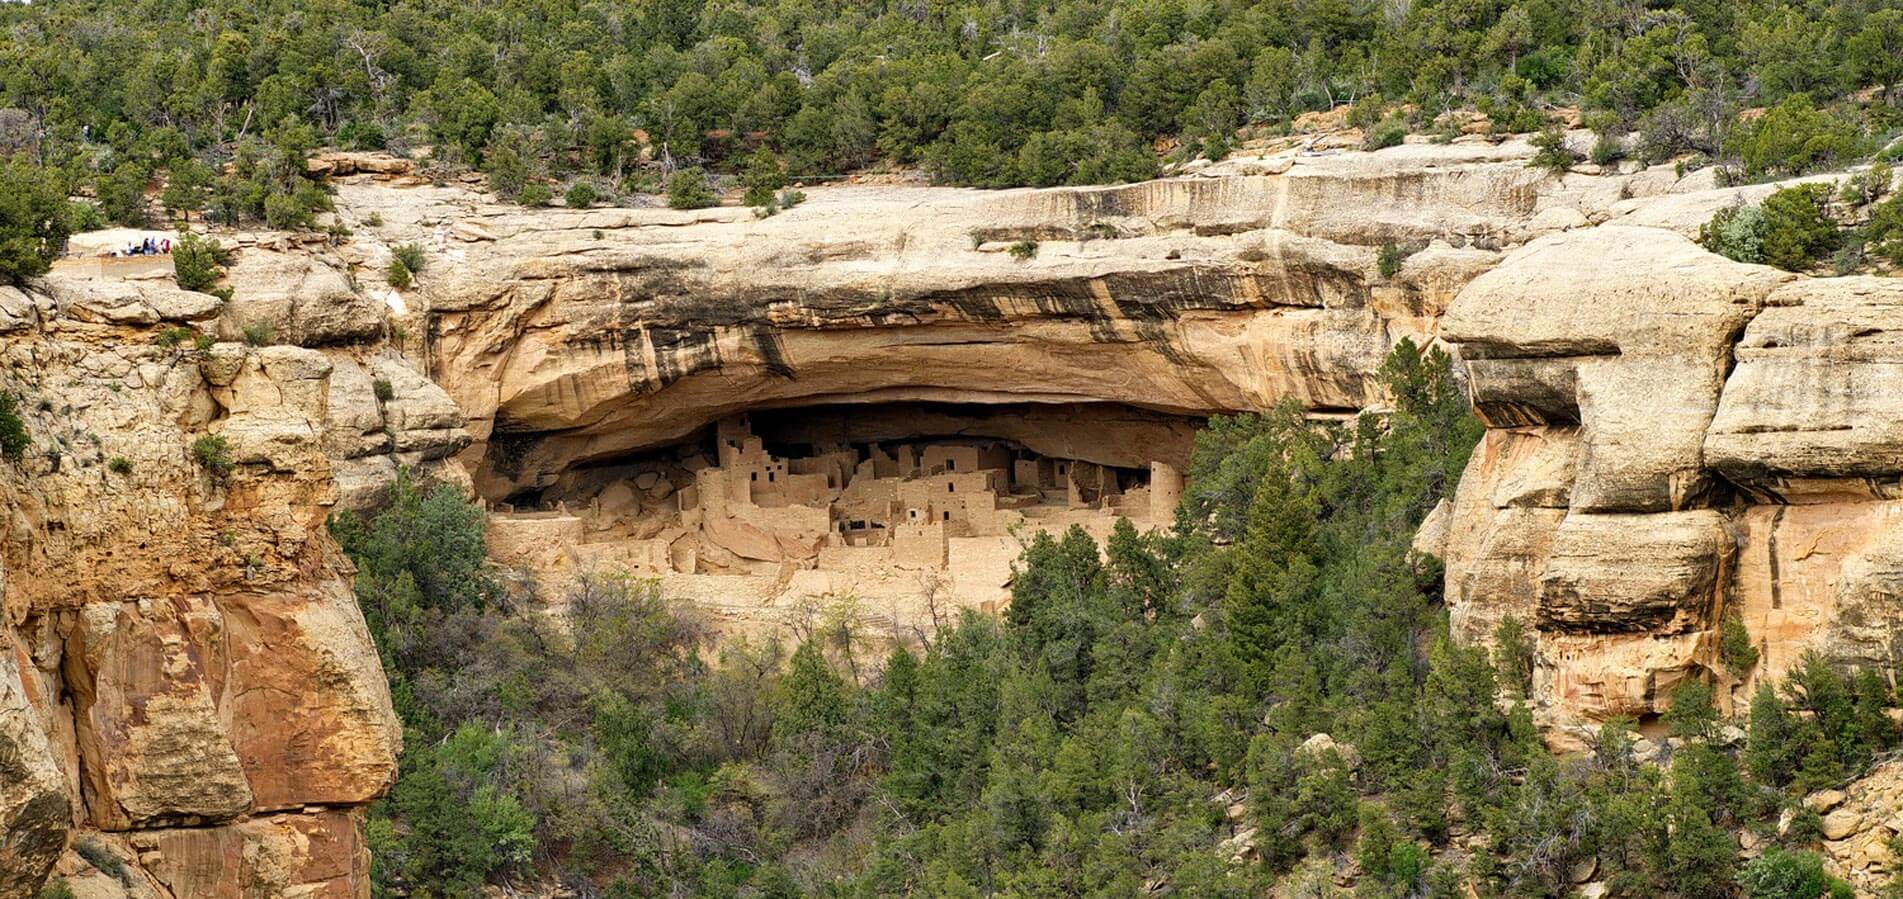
[219,247,386,346]
[1706,276,1903,497]
[1444,226,1789,512]
[45,808,372,898]
[1,636,69,896]
[64,595,255,829]
[335,143,1621,498]
[43,276,224,326]
[1537,510,1732,634]
[1806,760,1903,893]
[5,135,1903,894]
[320,139,1897,739]
[1442,427,1574,644]
[1437,168,1903,740]
[0,265,439,894]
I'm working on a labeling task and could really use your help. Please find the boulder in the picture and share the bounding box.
[48,276,226,325]
[1441,428,1575,643]
[331,455,399,511]
[144,285,226,322]
[1822,808,1866,841]
[212,347,332,472]
[48,277,161,325]
[1707,277,1903,496]
[0,285,44,331]
[221,250,382,346]
[1537,510,1732,634]
[1296,733,1359,770]
[1807,789,1847,814]
[1411,498,1452,558]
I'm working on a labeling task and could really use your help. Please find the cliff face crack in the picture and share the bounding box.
[749,324,797,380]
[1767,505,1787,610]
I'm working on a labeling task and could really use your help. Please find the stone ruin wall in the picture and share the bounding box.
[484,411,1186,639]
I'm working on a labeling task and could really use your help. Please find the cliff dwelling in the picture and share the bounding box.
[483,401,1196,636]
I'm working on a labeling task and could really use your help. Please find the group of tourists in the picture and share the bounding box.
[117,236,171,257]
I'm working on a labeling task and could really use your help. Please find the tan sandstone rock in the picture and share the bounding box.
[1442,427,1576,643]
[7,135,1903,897]
[140,808,373,898]
[63,595,254,828]
[346,157,1535,497]
[1537,510,1732,634]
[1444,225,1789,513]
[0,636,69,895]
[221,580,399,811]
[219,247,384,346]
[1707,276,1903,499]
[0,255,433,895]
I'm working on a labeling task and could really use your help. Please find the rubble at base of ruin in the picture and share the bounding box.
[487,414,1184,637]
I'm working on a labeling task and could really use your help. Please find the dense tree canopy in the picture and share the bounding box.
[0,160,71,283]
[0,0,1899,233]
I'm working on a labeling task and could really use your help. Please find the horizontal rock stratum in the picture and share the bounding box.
[345,141,1560,499]
[3,136,1902,894]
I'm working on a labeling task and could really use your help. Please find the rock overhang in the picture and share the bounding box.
[339,140,1899,734]
[400,163,1558,497]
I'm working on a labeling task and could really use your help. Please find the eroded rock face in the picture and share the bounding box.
[0,262,441,894]
[320,138,1725,648]
[1438,169,1903,741]
[1,636,69,896]
[319,137,1899,738]
[220,248,385,346]
[42,808,372,898]
[1537,510,1733,634]
[339,145,1609,499]
[64,595,255,829]
[1444,225,1790,512]
[1706,277,1903,497]
[5,137,1900,892]
[1441,427,1574,644]
[142,808,374,898]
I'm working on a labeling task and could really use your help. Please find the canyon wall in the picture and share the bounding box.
[305,140,1903,743]
[339,141,1561,500]
[343,134,1895,772]
[0,245,466,895]
[1432,213,1903,746]
[2,134,1900,894]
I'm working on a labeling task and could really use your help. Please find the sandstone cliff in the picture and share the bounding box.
[2,134,1900,895]
[325,135,1892,739]
[342,141,1562,500]
[1434,216,1903,741]
[0,239,466,895]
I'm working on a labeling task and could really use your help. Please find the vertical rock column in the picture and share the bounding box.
[1438,225,1789,740]
[1150,462,1184,521]
[0,260,468,896]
